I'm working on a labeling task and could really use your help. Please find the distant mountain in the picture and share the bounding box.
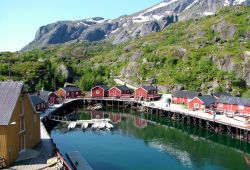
[22,0,249,51]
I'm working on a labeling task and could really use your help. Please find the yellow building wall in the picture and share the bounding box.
[0,92,41,165]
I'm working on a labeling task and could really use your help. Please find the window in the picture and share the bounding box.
[194,103,199,109]
[173,97,177,101]
[96,90,100,94]
[218,103,223,108]
[37,105,40,110]
[76,92,78,95]
[20,116,25,132]
[67,92,69,96]
[238,105,244,110]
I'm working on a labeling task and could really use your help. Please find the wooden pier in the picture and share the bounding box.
[43,97,250,142]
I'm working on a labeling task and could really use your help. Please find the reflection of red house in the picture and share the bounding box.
[188,95,216,111]
[134,86,160,100]
[91,85,109,97]
[109,86,133,98]
[172,90,201,105]
[216,95,250,114]
[134,117,148,128]
[91,111,104,119]
[109,113,121,124]
[56,86,81,99]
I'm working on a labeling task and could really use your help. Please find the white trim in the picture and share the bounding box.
[189,97,204,105]
[91,85,107,91]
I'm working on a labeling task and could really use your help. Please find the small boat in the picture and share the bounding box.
[105,122,114,129]
[68,122,77,130]
[81,122,88,129]
[92,123,99,129]
[87,104,103,111]
[98,121,106,129]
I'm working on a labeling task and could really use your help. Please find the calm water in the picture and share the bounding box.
[50,108,250,170]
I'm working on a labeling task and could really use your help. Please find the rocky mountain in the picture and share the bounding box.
[22,0,249,51]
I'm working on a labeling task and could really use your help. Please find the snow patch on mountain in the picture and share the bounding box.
[233,0,246,5]
[203,11,215,16]
[224,0,230,6]
[146,0,179,12]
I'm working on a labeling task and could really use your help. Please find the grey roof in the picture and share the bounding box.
[39,90,51,102]
[0,81,24,125]
[197,95,216,105]
[63,86,81,92]
[217,95,250,106]
[95,85,109,91]
[141,85,157,91]
[213,92,231,98]
[115,86,131,91]
[172,90,201,99]
[30,95,45,106]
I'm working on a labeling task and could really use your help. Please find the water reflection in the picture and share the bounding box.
[51,108,250,170]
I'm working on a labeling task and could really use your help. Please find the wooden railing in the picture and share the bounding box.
[0,156,7,168]
[56,151,72,170]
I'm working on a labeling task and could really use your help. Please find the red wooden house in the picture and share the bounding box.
[216,95,250,114]
[56,86,81,99]
[172,90,201,105]
[134,85,160,100]
[188,95,216,111]
[39,91,60,105]
[109,113,121,124]
[30,95,47,112]
[109,85,133,98]
[91,85,109,97]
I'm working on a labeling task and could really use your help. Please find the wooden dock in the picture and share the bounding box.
[66,151,93,170]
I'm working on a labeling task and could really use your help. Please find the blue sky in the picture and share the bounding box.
[0,0,162,52]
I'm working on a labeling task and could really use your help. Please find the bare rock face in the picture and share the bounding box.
[22,0,248,51]
[120,62,140,78]
[243,56,250,86]
[211,19,237,40]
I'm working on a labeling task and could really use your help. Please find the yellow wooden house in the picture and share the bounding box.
[0,81,41,166]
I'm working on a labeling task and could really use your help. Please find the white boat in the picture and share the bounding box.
[98,121,106,129]
[81,122,88,129]
[105,122,114,129]
[68,122,77,130]
[92,123,99,129]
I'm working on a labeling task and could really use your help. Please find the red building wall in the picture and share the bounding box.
[109,88,122,97]
[188,97,204,110]
[216,103,250,114]
[48,93,59,105]
[65,91,81,99]
[135,87,148,98]
[36,102,47,112]
[172,97,189,105]
[91,87,107,97]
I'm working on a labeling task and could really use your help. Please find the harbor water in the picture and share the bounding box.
[49,107,250,170]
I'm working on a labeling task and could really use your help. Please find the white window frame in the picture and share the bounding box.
[194,103,199,109]
[218,103,223,108]
[96,90,100,95]
[238,105,244,110]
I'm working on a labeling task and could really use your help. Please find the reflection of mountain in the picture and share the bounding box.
[149,140,192,168]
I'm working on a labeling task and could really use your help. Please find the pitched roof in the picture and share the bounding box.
[197,95,216,105]
[30,95,45,106]
[213,92,231,98]
[172,90,201,98]
[93,85,109,91]
[217,95,250,106]
[141,85,157,91]
[63,86,81,92]
[39,90,51,102]
[114,86,131,91]
[0,81,24,125]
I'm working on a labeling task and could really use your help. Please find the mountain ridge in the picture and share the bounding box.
[22,0,249,51]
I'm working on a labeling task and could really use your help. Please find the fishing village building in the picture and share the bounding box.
[0,81,41,166]
[172,90,201,105]
[56,85,81,99]
[188,95,216,111]
[91,85,109,97]
[216,95,250,114]
[30,95,47,112]
[108,85,133,98]
[134,85,159,100]
[39,90,59,105]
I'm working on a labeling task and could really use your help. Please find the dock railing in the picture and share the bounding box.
[56,151,72,170]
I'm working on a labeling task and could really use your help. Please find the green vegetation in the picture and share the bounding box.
[0,6,249,94]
